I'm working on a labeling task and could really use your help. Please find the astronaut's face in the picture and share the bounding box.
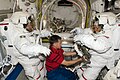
[92,24,102,34]
[25,22,34,32]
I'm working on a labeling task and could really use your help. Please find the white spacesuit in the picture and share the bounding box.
[72,12,120,80]
[0,11,51,80]
[72,16,115,80]
[74,26,112,80]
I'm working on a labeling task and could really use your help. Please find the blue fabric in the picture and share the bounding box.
[6,63,23,80]
[47,67,77,80]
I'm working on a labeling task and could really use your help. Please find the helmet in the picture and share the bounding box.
[10,11,31,25]
[10,11,35,32]
[94,12,116,25]
[92,17,104,30]
[91,16,104,34]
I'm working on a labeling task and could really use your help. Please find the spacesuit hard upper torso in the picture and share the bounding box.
[76,27,113,58]
[88,32,115,69]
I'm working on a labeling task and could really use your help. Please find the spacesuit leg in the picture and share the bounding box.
[38,61,47,79]
[79,66,102,80]
[25,65,42,80]
[75,66,85,79]
[79,55,107,80]
[27,61,46,80]
[20,61,43,80]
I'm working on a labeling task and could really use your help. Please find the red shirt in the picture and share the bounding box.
[46,46,64,72]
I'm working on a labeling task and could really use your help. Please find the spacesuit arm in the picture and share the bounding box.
[39,29,52,37]
[70,27,92,35]
[83,28,93,34]
[14,36,50,57]
[70,27,84,35]
[74,34,112,53]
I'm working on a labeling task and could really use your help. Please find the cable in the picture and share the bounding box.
[36,0,56,44]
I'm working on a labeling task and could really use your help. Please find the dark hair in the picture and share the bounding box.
[93,17,104,29]
[23,16,33,28]
[98,24,104,29]
[49,35,61,45]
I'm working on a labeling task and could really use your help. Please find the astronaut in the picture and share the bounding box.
[71,12,120,60]
[0,11,51,80]
[72,16,114,80]
[72,12,120,80]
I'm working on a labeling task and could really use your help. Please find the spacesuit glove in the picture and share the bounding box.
[34,44,51,56]
[40,29,52,37]
[38,45,51,56]
[31,30,39,36]
[73,34,84,45]
[70,27,84,35]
